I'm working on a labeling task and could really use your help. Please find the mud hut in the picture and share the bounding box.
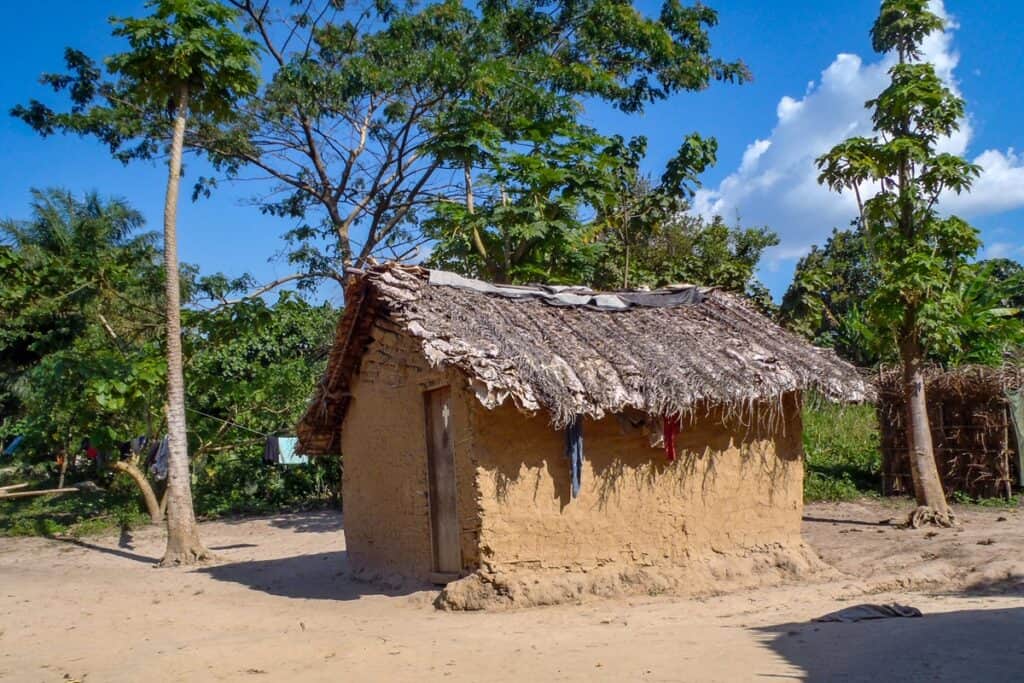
[879,366,1024,499]
[298,264,869,608]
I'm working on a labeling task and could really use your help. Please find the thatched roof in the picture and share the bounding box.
[877,365,1024,399]
[298,263,871,455]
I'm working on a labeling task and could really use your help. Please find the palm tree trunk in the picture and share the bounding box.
[159,83,210,566]
[900,332,952,526]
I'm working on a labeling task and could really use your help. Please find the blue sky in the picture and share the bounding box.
[2,1,1022,303]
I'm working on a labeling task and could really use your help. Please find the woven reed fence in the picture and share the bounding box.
[878,366,1024,499]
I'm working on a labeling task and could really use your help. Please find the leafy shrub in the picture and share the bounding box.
[802,399,881,501]
[192,450,340,518]
[0,474,144,537]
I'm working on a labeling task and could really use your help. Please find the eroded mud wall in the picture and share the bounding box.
[340,325,481,580]
[471,397,804,572]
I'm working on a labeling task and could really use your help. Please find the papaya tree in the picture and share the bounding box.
[13,0,260,564]
[816,0,982,526]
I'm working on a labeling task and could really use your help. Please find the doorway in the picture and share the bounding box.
[424,386,461,575]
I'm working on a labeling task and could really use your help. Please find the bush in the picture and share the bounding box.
[191,449,340,518]
[0,450,341,537]
[0,478,145,537]
[802,399,881,501]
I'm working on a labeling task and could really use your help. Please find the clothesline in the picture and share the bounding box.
[186,407,271,438]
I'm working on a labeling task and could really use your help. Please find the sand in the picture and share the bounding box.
[1,499,1022,682]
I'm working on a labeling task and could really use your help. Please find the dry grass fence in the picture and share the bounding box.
[878,366,1024,499]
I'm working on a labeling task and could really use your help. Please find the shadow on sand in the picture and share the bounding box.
[220,509,345,535]
[51,536,159,564]
[756,604,1024,682]
[801,515,892,528]
[195,550,428,601]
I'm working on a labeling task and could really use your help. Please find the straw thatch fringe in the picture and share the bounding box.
[298,263,872,454]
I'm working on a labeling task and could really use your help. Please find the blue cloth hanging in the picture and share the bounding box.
[565,416,584,498]
[277,437,308,465]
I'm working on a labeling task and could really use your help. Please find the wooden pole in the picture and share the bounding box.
[0,487,80,500]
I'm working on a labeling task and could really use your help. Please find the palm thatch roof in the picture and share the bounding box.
[298,263,871,455]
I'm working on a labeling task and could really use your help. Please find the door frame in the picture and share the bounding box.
[423,386,462,579]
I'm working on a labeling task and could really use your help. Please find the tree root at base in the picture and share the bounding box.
[906,505,957,529]
[158,547,217,567]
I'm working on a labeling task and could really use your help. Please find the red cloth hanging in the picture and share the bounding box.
[663,415,680,461]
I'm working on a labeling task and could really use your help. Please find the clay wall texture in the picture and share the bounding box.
[471,398,804,573]
[340,324,481,581]
[342,327,804,580]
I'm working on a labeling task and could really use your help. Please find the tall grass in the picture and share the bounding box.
[802,398,881,501]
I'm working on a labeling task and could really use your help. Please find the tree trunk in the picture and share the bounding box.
[623,237,630,289]
[900,333,953,527]
[112,461,163,524]
[57,450,68,489]
[159,83,211,566]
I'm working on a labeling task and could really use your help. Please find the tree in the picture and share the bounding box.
[816,0,983,526]
[575,134,725,291]
[425,127,779,298]
[192,0,747,280]
[782,223,1023,367]
[14,0,261,564]
[780,224,880,364]
[424,122,625,284]
[184,293,336,463]
[0,188,162,424]
[941,260,1024,366]
[613,213,779,304]
[1,188,168,519]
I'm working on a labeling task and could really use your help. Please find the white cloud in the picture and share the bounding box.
[694,0,1024,275]
[983,240,1024,260]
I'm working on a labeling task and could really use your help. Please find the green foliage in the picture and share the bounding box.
[0,188,166,450]
[781,225,876,358]
[184,292,337,468]
[425,123,624,284]
[940,260,1024,366]
[12,0,259,163]
[0,473,149,538]
[812,1,1019,375]
[781,220,1024,366]
[192,452,341,517]
[187,0,747,277]
[426,127,777,298]
[0,189,341,534]
[612,213,777,296]
[950,491,1021,508]
[802,400,881,501]
[0,451,340,537]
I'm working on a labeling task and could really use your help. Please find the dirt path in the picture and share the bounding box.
[1,500,1022,682]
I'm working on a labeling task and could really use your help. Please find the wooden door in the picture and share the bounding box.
[424,387,461,574]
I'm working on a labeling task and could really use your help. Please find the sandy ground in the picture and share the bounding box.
[2,499,1023,682]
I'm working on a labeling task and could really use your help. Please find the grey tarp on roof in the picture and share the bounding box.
[428,269,705,310]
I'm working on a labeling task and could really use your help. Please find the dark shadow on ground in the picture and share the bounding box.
[802,515,892,527]
[944,574,1024,597]
[51,536,158,564]
[756,606,1024,682]
[195,550,429,601]
[208,543,258,551]
[219,509,344,534]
